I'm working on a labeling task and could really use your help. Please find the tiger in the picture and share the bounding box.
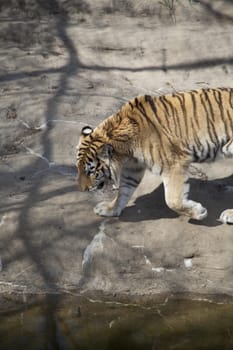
[76,88,233,224]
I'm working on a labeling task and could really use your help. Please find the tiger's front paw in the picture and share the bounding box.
[177,200,208,220]
[191,203,208,220]
[219,209,233,224]
[94,201,121,217]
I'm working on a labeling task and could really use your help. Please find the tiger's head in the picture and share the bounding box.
[76,126,113,192]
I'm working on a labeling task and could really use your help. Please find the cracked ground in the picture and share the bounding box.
[0,0,233,301]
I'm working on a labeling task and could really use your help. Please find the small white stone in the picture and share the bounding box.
[109,320,115,328]
[144,255,152,265]
[184,258,193,269]
[152,267,165,273]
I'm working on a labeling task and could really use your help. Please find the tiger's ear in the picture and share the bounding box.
[81,126,93,136]
[99,144,114,160]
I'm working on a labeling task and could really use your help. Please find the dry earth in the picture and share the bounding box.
[0,0,233,303]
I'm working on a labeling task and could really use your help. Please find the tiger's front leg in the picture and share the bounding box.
[94,167,145,217]
[162,164,208,220]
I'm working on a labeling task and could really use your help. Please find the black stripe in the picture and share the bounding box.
[188,100,204,156]
[192,145,199,162]
[163,96,180,137]
[229,89,233,109]
[145,95,162,124]
[129,101,134,110]
[135,97,169,166]
[114,135,130,142]
[87,155,94,162]
[213,89,224,117]
[78,148,93,157]
[227,109,233,132]
[213,89,230,139]
[127,115,139,128]
[190,91,200,129]
[186,92,200,148]
[194,133,204,155]
[218,90,231,138]
[212,89,220,107]
[163,96,176,115]
[203,90,215,122]
[135,97,155,128]
[87,147,97,157]
[200,93,218,145]
[159,96,172,132]
[159,96,170,116]
[175,93,189,139]
[81,141,90,147]
[206,140,212,160]
[212,142,218,159]
[121,175,140,187]
[226,89,233,133]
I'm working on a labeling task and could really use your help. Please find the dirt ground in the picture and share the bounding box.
[0,0,233,302]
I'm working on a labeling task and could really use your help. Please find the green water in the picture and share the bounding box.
[0,295,233,350]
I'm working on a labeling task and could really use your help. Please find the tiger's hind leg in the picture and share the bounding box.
[162,164,207,220]
[94,166,145,217]
[219,139,233,224]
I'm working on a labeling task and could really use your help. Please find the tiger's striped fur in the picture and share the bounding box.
[76,88,233,223]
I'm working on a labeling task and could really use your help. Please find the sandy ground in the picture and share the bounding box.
[0,0,233,302]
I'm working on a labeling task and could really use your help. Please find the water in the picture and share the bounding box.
[0,295,233,350]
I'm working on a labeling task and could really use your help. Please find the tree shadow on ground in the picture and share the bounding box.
[1,0,233,346]
[198,0,233,24]
[0,0,83,346]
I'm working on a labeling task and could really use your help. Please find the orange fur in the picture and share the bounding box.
[77,88,233,223]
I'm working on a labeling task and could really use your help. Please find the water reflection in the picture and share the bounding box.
[0,295,233,349]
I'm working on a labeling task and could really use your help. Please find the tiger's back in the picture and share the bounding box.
[125,88,233,165]
[76,88,233,223]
